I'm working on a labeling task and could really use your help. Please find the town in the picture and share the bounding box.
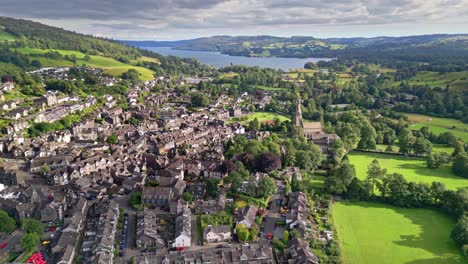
[0,67,339,264]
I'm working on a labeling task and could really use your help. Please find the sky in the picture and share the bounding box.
[0,0,467,40]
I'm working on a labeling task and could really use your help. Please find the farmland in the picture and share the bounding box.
[408,71,468,92]
[348,152,468,190]
[16,47,156,80]
[333,201,464,264]
[406,113,468,142]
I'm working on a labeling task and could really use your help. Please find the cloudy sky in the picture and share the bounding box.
[1,0,467,40]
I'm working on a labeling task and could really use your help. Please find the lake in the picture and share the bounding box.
[143,47,332,71]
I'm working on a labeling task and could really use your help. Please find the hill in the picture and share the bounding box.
[0,17,209,80]
[123,34,468,66]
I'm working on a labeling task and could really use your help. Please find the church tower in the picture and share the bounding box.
[292,100,304,128]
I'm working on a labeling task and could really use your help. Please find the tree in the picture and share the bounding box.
[106,134,118,144]
[21,233,39,252]
[250,226,259,241]
[282,230,290,243]
[398,128,415,154]
[191,92,210,107]
[413,137,432,156]
[366,159,387,197]
[451,214,468,246]
[21,219,43,235]
[453,154,468,178]
[257,152,281,173]
[325,160,356,195]
[426,153,451,169]
[182,192,193,203]
[291,174,302,192]
[121,69,140,81]
[256,177,277,198]
[129,192,142,209]
[249,118,260,131]
[206,178,220,198]
[0,210,17,234]
[358,124,377,150]
[453,140,466,157]
[236,224,250,242]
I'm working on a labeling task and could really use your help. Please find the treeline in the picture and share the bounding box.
[325,158,468,255]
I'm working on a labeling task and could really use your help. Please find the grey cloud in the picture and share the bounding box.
[0,0,466,39]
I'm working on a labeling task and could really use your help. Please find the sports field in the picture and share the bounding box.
[333,201,464,264]
[348,152,468,190]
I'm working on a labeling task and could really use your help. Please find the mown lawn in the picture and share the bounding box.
[333,201,464,264]
[16,47,155,80]
[227,112,290,125]
[406,113,468,142]
[348,152,468,190]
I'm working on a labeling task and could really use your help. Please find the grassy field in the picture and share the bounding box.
[227,112,290,125]
[408,71,468,91]
[375,144,454,154]
[0,29,16,41]
[16,47,156,80]
[254,85,287,91]
[406,113,468,142]
[348,152,468,190]
[333,201,464,264]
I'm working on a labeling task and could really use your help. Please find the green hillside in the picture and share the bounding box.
[0,17,207,79]
[17,47,156,80]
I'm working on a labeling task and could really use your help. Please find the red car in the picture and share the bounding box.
[0,242,8,249]
[267,233,272,240]
[176,247,185,251]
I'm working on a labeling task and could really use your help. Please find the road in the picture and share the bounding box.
[261,179,286,240]
[0,229,23,261]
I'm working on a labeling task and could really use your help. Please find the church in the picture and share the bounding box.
[292,100,340,154]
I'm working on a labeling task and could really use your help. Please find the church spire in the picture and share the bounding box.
[292,99,304,128]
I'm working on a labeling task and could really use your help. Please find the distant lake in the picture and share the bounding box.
[143,47,333,71]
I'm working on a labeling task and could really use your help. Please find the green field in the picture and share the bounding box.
[16,47,156,80]
[348,152,468,190]
[376,144,454,154]
[333,201,464,264]
[406,113,468,142]
[0,29,16,41]
[254,85,287,91]
[228,112,290,125]
[408,71,468,91]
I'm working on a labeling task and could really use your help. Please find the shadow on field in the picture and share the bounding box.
[339,201,465,264]
[397,163,464,180]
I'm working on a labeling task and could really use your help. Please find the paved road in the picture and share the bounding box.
[0,230,23,261]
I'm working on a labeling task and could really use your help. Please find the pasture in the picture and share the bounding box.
[408,71,468,92]
[406,113,468,142]
[0,30,16,41]
[333,201,464,264]
[16,47,156,80]
[348,152,468,190]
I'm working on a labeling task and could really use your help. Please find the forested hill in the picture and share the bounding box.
[0,17,141,62]
[123,34,468,66]
[0,17,211,78]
